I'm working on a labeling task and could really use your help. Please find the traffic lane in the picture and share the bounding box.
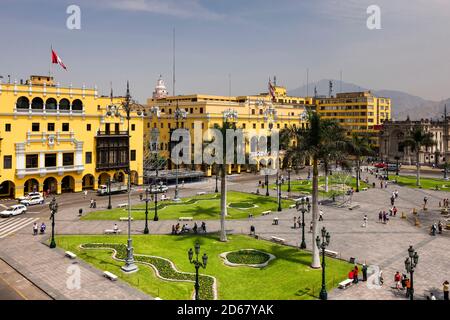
[0,276,23,300]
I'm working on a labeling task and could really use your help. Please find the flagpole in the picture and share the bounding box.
[49,45,52,77]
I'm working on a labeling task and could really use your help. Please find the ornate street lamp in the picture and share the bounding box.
[143,187,149,234]
[173,105,188,202]
[188,241,208,300]
[296,198,310,249]
[265,173,269,196]
[277,175,282,212]
[395,156,400,176]
[48,197,58,249]
[107,82,145,274]
[404,245,419,300]
[287,167,292,193]
[107,177,112,210]
[316,226,331,300]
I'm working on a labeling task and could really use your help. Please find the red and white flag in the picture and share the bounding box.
[51,48,67,70]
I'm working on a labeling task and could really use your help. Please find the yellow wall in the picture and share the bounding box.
[0,77,144,198]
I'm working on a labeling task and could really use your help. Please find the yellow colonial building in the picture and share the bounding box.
[0,75,144,199]
[316,91,391,146]
[145,77,312,176]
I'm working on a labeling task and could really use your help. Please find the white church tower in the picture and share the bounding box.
[152,75,168,99]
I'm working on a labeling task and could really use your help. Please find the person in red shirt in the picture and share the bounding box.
[353,266,359,283]
[348,270,354,280]
[394,271,402,290]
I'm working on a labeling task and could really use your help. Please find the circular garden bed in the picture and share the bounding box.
[227,202,257,209]
[220,249,275,268]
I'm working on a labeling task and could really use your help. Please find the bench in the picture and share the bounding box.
[65,251,77,259]
[160,195,170,201]
[262,210,271,216]
[361,187,368,191]
[104,229,121,234]
[271,236,285,243]
[281,195,289,199]
[197,191,206,196]
[348,204,360,210]
[119,217,134,221]
[324,249,339,258]
[338,279,353,289]
[179,217,193,221]
[117,203,128,208]
[103,271,118,281]
[289,204,296,209]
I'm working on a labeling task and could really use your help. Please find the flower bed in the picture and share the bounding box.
[220,249,275,268]
[227,202,257,209]
[81,243,215,300]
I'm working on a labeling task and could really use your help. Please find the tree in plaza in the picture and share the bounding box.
[402,127,435,187]
[346,133,374,192]
[212,120,238,242]
[284,112,347,268]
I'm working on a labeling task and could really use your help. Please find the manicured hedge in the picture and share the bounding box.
[226,250,270,265]
[82,243,215,300]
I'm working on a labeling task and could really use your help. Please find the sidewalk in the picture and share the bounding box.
[0,234,152,300]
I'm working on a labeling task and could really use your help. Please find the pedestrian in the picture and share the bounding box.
[40,222,46,234]
[431,223,437,236]
[384,181,388,188]
[383,211,387,224]
[319,210,323,221]
[32,222,38,236]
[393,206,397,217]
[297,216,302,229]
[84,190,88,199]
[90,199,94,208]
[424,196,428,206]
[394,271,402,290]
[201,222,206,233]
[443,280,449,300]
[293,216,297,229]
[353,266,359,284]
[378,211,383,222]
[171,225,176,235]
[78,208,83,217]
[362,215,368,227]
[401,274,407,289]
[193,222,198,234]
[429,293,437,300]
[380,181,383,188]
[438,221,443,234]
[394,190,399,198]
[390,196,395,206]
[405,277,411,297]
[309,221,313,233]
[348,269,354,281]
[93,199,97,208]
[379,269,384,286]
[250,225,255,236]
[362,264,368,282]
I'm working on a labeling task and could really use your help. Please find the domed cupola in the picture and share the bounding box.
[152,75,168,99]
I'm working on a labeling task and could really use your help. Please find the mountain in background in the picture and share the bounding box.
[288,79,448,121]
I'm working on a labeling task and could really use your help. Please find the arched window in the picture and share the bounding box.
[16,96,29,109]
[59,98,70,111]
[72,99,83,111]
[46,98,57,110]
[31,97,44,110]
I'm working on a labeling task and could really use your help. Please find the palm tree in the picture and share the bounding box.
[212,121,238,242]
[285,112,346,268]
[347,133,374,192]
[402,127,435,187]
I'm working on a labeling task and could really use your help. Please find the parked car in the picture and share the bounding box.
[0,204,27,217]
[17,192,42,201]
[374,162,387,168]
[20,195,45,206]
[387,163,401,171]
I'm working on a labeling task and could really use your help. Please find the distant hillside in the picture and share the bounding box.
[288,79,447,121]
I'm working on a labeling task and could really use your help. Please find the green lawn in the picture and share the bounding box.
[394,175,450,191]
[56,234,352,300]
[270,174,369,196]
[82,191,294,221]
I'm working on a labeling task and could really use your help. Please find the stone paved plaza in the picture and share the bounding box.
[0,171,449,300]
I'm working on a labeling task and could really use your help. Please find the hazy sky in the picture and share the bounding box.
[0,0,449,102]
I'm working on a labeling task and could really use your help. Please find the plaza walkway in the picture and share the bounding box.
[0,172,448,300]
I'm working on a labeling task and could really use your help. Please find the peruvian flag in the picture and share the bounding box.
[51,48,67,70]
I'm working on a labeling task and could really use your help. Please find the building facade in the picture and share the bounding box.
[379,118,450,165]
[145,78,312,176]
[316,91,391,146]
[0,75,144,199]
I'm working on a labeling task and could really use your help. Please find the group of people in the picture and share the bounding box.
[348,264,368,283]
[438,198,449,208]
[430,221,444,236]
[171,222,207,235]
[89,199,97,208]
[32,222,46,235]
